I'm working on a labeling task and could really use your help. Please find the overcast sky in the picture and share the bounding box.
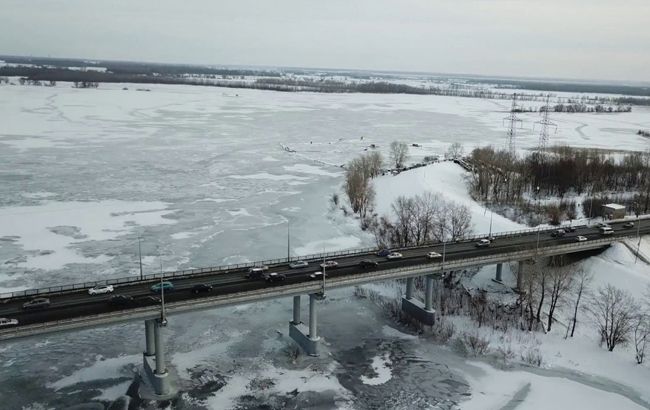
[2,0,649,82]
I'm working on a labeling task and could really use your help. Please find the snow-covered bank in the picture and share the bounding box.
[462,361,647,410]
[373,161,525,234]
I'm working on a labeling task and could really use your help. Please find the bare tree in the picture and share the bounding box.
[546,265,574,331]
[446,142,464,160]
[633,311,650,364]
[569,268,592,337]
[534,262,549,324]
[447,201,472,240]
[590,285,637,351]
[345,157,375,217]
[365,151,384,177]
[390,141,409,169]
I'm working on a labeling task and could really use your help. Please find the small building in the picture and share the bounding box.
[602,203,626,220]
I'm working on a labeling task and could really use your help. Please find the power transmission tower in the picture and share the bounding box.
[535,94,557,154]
[503,93,522,157]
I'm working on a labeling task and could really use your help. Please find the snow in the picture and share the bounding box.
[581,242,650,299]
[283,163,343,177]
[0,200,175,271]
[294,235,365,256]
[461,361,647,410]
[360,354,393,385]
[226,172,311,181]
[48,354,139,390]
[373,162,526,235]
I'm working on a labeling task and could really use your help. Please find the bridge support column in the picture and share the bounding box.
[516,261,524,290]
[145,319,156,357]
[401,275,436,326]
[425,275,434,311]
[292,295,301,325]
[495,263,503,283]
[140,319,177,400]
[289,294,320,356]
[405,277,414,300]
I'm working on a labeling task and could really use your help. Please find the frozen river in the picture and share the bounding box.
[1,83,648,409]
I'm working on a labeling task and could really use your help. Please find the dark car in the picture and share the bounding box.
[566,226,577,232]
[359,260,379,269]
[108,295,134,307]
[136,296,161,306]
[376,249,392,257]
[192,284,213,294]
[22,297,50,310]
[264,272,286,283]
[551,229,566,238]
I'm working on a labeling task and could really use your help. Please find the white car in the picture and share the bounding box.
[88,285,114,295]
[475,239,491,248]
[386,252,403,260]
[248,265,269,273]
[320,260,338,269]
[289,260,309,269]
[576,235,588,242]
[427,251,442,259]
[0,318,19,327]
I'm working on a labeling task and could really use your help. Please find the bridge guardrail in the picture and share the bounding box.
[1,217,645,300]
[0,235,629,340]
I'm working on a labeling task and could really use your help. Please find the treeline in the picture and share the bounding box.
[551,103,631,113]
[339,147,472,249]
[469,146,650,217]
[3,66,642,108]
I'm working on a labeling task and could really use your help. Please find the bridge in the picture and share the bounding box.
[0,219,647,398]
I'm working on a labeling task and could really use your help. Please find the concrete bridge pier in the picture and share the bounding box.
[516,261,525,290]
[289,294,320,356]
[140,319,177,400]
[401,274,436,326]
[495,263,503,283]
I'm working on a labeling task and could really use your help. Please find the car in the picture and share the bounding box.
[136,296,161,305]
[309,271,325,280]
[320,260,338,269]
[576,236,588,242]
[264,272,286,283]
[623,222,635,228]
[88,285,114,295]
[599,226,614,235]
[0,318,18,327]
[566,226,577,232]
[596,222,610,228]
[22,297,50,310]
[150,281,174,293]
[427,251,442,259]
[109,294,134,306]
[475,239,491,248]
[386,252,403,260]
[359,260,379,269]
[246,266,269,279]
[376,249,392,257]
[289,260,309,269]
[551,229,566,238]
[191,283,213,294]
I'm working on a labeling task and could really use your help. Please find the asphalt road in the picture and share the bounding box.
[0,220,647,329]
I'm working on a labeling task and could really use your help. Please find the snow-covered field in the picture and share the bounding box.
[1,81,649,409]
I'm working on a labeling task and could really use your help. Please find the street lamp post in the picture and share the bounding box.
[138,235,144,281]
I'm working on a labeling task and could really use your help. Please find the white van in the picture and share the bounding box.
[599,226,614,235]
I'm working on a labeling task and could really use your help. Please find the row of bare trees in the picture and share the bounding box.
[519,258,650,360]
[470,146,650,202]
[367,192,472,248]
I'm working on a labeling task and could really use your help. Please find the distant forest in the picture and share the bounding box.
[2,55,650,104]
